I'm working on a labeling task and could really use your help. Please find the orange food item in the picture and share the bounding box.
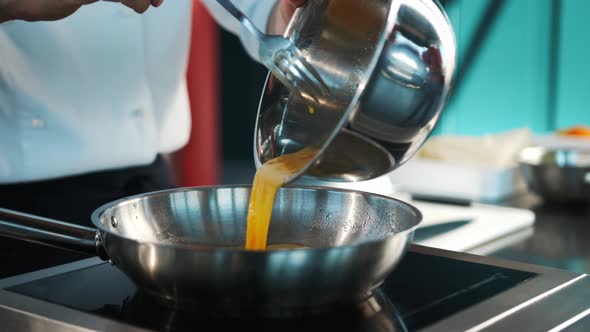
[245,148,317,250]
[557,125,590,138]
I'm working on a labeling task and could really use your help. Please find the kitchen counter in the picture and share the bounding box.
[490,193,590,274]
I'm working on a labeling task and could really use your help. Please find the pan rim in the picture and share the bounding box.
[90,184,422,254]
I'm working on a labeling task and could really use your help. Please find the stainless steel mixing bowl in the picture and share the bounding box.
[255,0,456,183]
[519,146,590,202]
[0,185,421,308]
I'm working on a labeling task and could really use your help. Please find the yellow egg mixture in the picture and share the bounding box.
[245,148,317,250]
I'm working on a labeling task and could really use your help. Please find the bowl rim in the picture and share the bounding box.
[518,145,590,168]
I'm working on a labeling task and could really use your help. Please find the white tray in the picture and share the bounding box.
[387,158,527,203]
[404,197,535,254]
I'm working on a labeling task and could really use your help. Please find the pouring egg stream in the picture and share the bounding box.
[245,148,317,250]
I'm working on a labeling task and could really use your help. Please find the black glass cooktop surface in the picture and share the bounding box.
[6,251,537,331]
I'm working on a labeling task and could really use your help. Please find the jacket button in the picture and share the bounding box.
[31,118,45,128]
[132,108,144,118]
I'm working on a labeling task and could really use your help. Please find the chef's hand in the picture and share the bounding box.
[269,0,306,35]
[0,0,163,24]
[119,0,164,13]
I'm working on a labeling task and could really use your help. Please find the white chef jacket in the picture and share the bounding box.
[0,0,276,184]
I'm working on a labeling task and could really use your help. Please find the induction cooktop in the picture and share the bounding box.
[0,245,588,331]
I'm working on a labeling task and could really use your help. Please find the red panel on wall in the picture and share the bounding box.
[176,0,221,187]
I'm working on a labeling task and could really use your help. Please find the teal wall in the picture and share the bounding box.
[556,0,590,129]
[435,0,590,136]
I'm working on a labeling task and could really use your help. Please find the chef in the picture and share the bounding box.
[0,0,304,277]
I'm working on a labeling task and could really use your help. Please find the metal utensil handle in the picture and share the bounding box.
[585,172,590,185]
[216,0,265,39]
[0,208,104,257]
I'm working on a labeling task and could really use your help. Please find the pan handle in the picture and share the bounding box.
[0,208,107,259]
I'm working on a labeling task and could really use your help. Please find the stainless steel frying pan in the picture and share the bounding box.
[0,185,421,309]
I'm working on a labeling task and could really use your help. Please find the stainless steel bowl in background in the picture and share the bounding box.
[255,0,456,183]
[519,146,590,202]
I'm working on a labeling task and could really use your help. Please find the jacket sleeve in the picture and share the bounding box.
[201,0,278,62]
